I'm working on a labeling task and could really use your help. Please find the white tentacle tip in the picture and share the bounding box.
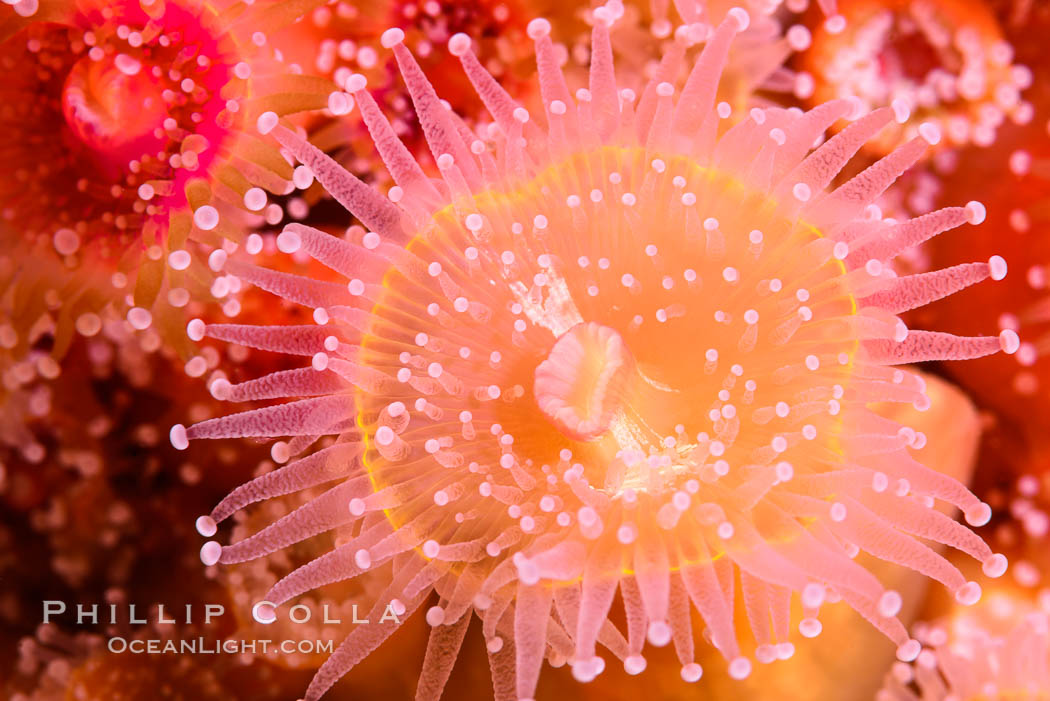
[624,655,647,675]
[254,602,277,624]
[354,549,372,569]
[825,14,847,34]
[891,98,911,124]
[896,639,921,662]
[728,656,752,680]
[593,5,614,27]
[918,122,941,145]
[989,255,1008,280]
[271,441,290,464]
[570,656,603,682]
[209,378,231,401]
[793,71,815,100]
[526,18,551,39]
[187,318,205,341]
[345,73,367,92]
[727,7,750,32]
[170,424,189,450]
[276,230,301,254]
[1000,329,1020,354]
[425,605,445,626]
[647,620,671,646]
[327,91,352,115]
[208,248,228,271]
[200,540,222,566]
[894,320,909,343]
[965,200,986,225]
[681,662,703,682]
[195,515,217,537]
[965,502,992,526]
[982,553,1008,578]
[799,618,822,637]
[955,581,982,606]
[802,582,826,608]
[448,32,471,56]
[380,27,405,48]
[878,590,903,618]
[168,249,191,270]
[256,111,278,135]
[786,25,811,51]
[127,307,152,330]
[845,95,866,121]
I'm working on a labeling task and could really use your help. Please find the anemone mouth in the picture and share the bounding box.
[355,143,856,574]
[61,53,168,154]
[534,321,635,443]
[0,0,242,249]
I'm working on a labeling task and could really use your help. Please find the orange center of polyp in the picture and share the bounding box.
[62,54,167,153]
[360,145,854,535]
[534,322,634,441]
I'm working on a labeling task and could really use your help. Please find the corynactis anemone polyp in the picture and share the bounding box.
[172,4,1018,699]
[0,0,330,349]
[878,600,1050,701]
[799,0,1032,155]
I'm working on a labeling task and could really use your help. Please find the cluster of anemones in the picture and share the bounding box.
[798,0,1032,155]
[879,589,1050,701]
[164,2,1025,699]
[5,0,1049,698]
